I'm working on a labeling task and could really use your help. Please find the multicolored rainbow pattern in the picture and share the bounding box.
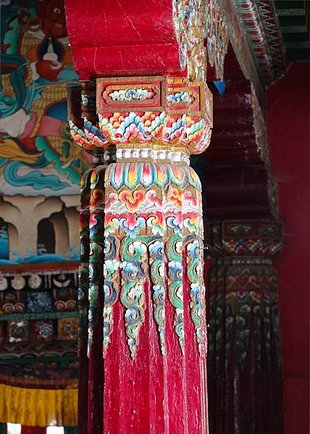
[70,76,209,360]
[69,76,213,156]
[80,161,207,358]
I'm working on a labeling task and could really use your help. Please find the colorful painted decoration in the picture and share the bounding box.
[173,0,208,81]
[206,0,230,81]
[82,159,207,358]
[0,0,88,197]
[0,263,79,426]
[206,220,283,434]
[173,0,229,81]
[69,75,211,359]
[234,0,286,83]
[205,219,283,256]
[88,76,213,155]
[63,0,234,429]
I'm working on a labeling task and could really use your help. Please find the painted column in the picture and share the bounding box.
[65,1,230,432]
[206,220,284,434]
[69,75,212,434]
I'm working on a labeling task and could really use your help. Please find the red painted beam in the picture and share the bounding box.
[65,0,182,79]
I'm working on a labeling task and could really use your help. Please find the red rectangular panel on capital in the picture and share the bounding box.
[96,76,166,113]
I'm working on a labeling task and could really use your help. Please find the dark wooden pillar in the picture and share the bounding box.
[206,220,284,434]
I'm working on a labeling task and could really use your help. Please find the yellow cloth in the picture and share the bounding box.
[0,384,78,427]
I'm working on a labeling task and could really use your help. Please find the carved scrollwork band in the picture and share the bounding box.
[205,219,283,257]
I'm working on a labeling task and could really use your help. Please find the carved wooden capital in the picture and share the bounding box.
[68,76,213,155]
[205,219,283,257]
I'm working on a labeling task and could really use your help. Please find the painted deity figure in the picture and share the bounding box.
[0,0,88,197]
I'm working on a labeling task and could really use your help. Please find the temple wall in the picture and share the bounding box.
[267,62,310,434]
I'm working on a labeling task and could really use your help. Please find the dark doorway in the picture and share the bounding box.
[37,219,55,254]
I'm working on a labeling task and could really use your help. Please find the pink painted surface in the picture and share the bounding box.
[267,62,310,434]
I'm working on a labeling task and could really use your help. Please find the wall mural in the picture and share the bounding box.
[0,0,86,264]
[0,5,80,427]
[0,0,89,197]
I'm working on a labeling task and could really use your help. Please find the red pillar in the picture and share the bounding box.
[69,76,211,434]
[206,220,284,434]
[65,2,230,432]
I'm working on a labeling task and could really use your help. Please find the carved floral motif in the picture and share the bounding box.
[206,0,229,81]
[172,0,229,81]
